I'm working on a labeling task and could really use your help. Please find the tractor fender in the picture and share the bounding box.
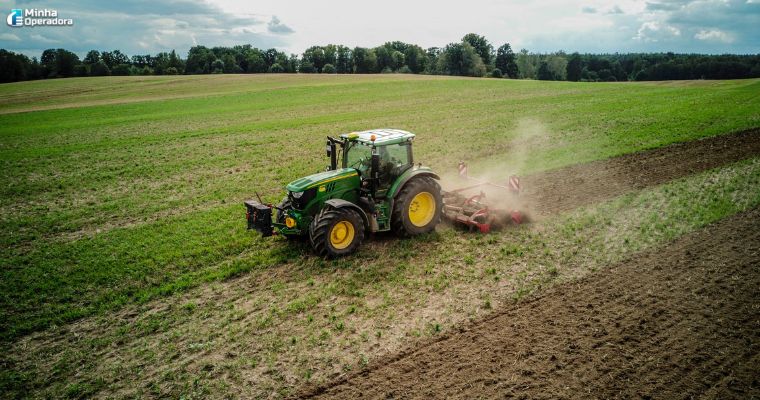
[387,167,441,217]
[324,199,370,232]
[387,167,440,200]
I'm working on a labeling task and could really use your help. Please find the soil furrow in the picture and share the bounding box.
[302,208,760,399]
[522,128,760,216]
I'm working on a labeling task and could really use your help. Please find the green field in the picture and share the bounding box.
[1,75,759,398]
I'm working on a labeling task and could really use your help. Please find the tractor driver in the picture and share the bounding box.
[377,146,397,187]
[347,143,400,189]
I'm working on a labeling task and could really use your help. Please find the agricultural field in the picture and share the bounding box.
[1,74,759,398]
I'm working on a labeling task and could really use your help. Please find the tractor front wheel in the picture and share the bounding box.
[392,176,442,237]
[309,207,365,258]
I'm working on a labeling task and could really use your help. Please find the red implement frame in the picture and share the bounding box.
[442,162,524,233]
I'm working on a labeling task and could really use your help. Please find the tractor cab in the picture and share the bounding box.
[331,129,414,198]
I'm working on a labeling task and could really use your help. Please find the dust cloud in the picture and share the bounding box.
[438,118,551,224]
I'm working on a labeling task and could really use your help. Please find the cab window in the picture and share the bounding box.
[344,142,372,174]
[377,143,412,187]
[378,143,411,170]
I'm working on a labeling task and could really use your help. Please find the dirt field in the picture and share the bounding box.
[302,208,760,399]
[4,128,759,399]
[522,128,760,216]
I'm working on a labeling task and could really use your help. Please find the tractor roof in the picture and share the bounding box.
[340,129,415,145]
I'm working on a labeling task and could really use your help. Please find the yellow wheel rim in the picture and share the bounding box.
[330,220,355,250]
[408,192,436,227]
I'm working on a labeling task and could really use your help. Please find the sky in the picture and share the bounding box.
[1,0,758,58]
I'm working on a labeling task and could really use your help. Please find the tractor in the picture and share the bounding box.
[245,129,442,257]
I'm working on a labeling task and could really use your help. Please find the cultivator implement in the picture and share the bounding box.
[442,162,524,233]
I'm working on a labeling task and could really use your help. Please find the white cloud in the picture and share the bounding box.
[694,28,735,42]
[267,16,294,34]
[0,33,21,42]
[553,15,614,31]
[606,5,625,14]
[29,34,60,44]
[634,21,681,42]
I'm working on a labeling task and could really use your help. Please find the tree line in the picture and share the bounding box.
[2,33,759,83]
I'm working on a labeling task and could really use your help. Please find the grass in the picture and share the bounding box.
[0,74,759,397]
[1,75,759,341]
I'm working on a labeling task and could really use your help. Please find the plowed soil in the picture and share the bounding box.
[522,128,760,216]
[303,208,760,399]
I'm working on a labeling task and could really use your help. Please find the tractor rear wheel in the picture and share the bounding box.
[392,176,442,237]
[309,207,365,258]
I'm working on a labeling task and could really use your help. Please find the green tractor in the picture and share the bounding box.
[245,129,442,257]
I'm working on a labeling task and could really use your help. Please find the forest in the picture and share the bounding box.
[2,33,759,83]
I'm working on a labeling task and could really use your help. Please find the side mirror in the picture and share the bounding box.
[326,138,337,170]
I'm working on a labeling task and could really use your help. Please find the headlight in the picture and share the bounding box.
[291,191,303,199]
